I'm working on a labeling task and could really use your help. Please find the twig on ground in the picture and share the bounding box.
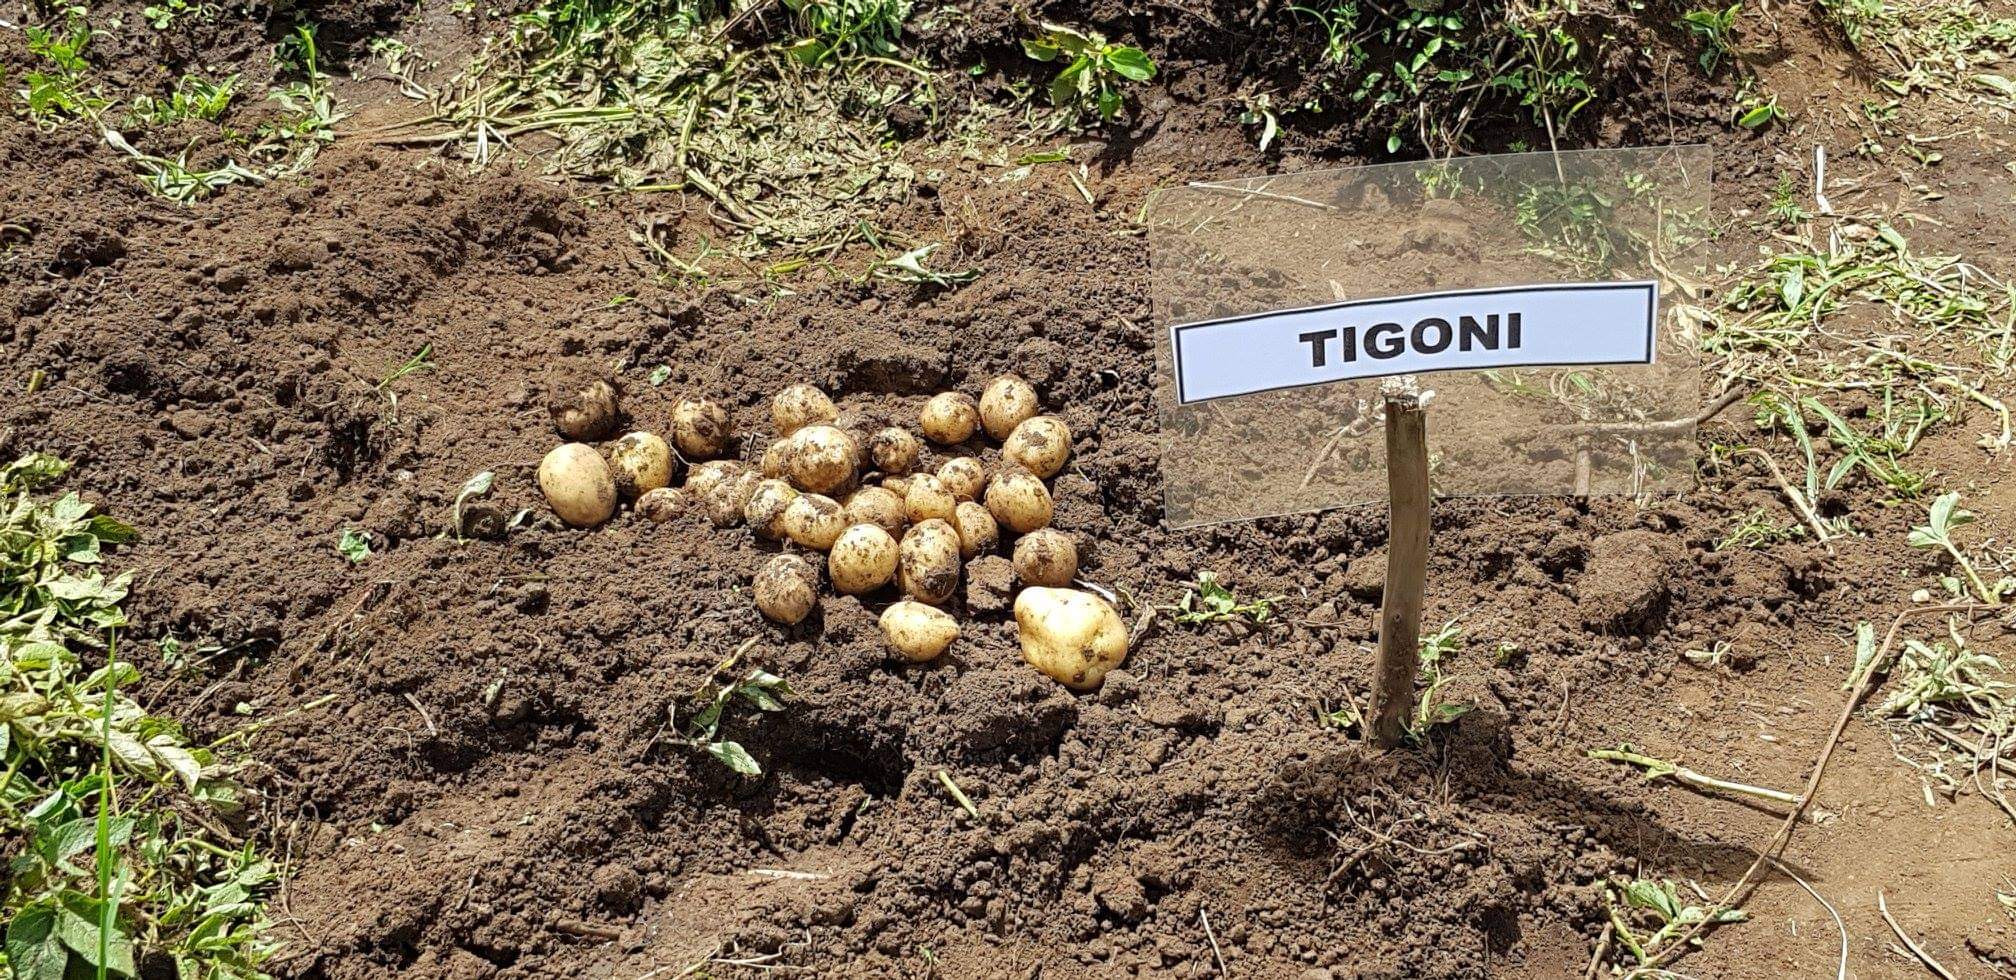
[1740,447,1835,552]
[1199,906,1227,976]
[1769,857,1847,980]
[1879,890,1956,980]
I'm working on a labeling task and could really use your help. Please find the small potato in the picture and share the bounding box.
[539,443,618,528]
[829,524,899,595]
[753,554,819,625]
[744,479,800,540]
[1013,528,1078,587]
[1015,587,1128,690]
[920,392,979,445]
[672,397,732,460]
[936,457,985,501]
[760,438,791,479]
[879,601,959,662]
[772,383,837,437]
[782,493,847,551]
[979,375,1039,440]
[985,467,1054,534]
[549,378,619,441]
[881,475,911,499]
[704,469,761,527]
[1003,416,1071,479]
[952,501,998,560]
[904,474,957,526]
[843,486,907,535]
[686,460,745,500]
[869,427,922,476]
[787,425,859,495]
[637,487,688,524]
[899,519,962,606]
[608,431,674,499]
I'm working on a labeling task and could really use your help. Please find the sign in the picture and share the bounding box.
[1169,281,1659,405]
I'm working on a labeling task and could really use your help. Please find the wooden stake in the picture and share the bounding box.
[1369,392,1429,749]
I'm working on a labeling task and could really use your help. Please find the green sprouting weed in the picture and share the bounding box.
[1767,172,1810,225]
[1605,878,1747,965]
[1908,491,2009,604]
[1023,23,1156,123]
[1160,571,1282,625]
[674,662,793,775]
[337,528,372,563]
[1679,4,1742,74]
[127,74,237,125]
[1411,620,1471,734]
[784,0,910,66]
[1239,92,1281,151]
[19,11,107,126]
[376,344,435,419]
[102,131,265,204]
[1733,84,1786,128]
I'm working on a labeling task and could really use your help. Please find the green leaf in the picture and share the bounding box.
[1049,59,1088,107]
[1022,38,1061,61]
[647,365,672,387]
[1104,46,1156,82]
[55,893,136,977]
[706,740,761,775]
[1096,86,1122,120]
[337,529,371,564]
[4,901,69,980]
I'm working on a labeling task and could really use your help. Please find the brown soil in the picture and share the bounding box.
[4,1,2014,978]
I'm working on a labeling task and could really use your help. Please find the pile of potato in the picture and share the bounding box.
[533,375,1128,691]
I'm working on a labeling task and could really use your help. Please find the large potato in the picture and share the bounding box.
[936,457,985,501]
[672,397,733,459]
[952,501,998,560]
[919,392,979,445]
[744,478,800,540]
[772,383,836,437]
[704,469,761,527]
[1015,587,1128,690]
[829,524,898,594]
[1002,416,1071,479]
[787,425,859,495]
[539,443,617,528]
[608,431,675,499]
[1013,528,1078,587]
[753,554,819,625]
[984,467,1053,534]
[903,474,957,526]
[899,519,962,606]
[869,427,922,475]
[979,375,1038,440]
[549,377,619,440]
[879,601,959,662]
[842,486,906,535]
[782,493,846,550]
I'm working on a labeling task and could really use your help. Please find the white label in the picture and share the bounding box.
[1169,281,1658,405]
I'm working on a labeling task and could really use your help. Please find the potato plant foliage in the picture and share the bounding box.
[0,454,279,980]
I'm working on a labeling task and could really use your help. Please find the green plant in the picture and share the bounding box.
[1766,172,1809,225]
[1589,743,1796,805]
[126,74,236,126]
[1605,878,1748,966]
[449,471,495,542]
[376,344,435,420]
[18,11,106,126]
[1160,572,1281,625]
[1908,492,2010,604]
[1715,508,1805,551]
[336,529,372,564]
[671,660,792,775]
[256,25,343,171]
[1733,85,1786,128]
[1494,1,1594,146]
[1022,23,1156,123]
[1679,3,1742,74]
[1411,620,1470,733]
[1875,632,2011,720]
[784,0,911,66]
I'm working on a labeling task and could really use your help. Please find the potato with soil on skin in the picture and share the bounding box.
[1013,527,1078,587]
[1003,416,1071,479]
[549,377,620,441]
[703,469,761,527]
[952,500,998,559]
[881,475,911,499]
[538,443,618,528]
[842,486,907,535]
[869,427,922,475]
[829,523,899,595]
[743,478,800,540]
[782,493,847,550]
[686,460,745,500]
[937,456,985,501]
[760,438,791,479]
[1015,587,1128,690]
[753,554,819,625]
[899,519,962,606]
[672,397,733,460]
[985,467,1053,534]
[980,375,1039,440]
[787,424,859,495]
[636,487,688,523]
[772,383,836,437]
[919,391,980,445]
[903,473,957,526]
[607,431,675,499]
[879,601,959,662]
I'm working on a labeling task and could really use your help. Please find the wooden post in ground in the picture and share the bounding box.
[1368,388,1430,749]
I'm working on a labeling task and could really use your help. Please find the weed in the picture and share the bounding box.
[1766,173,1810,226]
[1733,84,1786,128]
[1495,0,1595,147]
[336,529,372,564]
[376,344,435,420]
[785,0,910,67]
[255,25,343,172]
[1022,23,1156,123]
[1160,572,1281,626]
[664,642,791,775]
[1410,620,1471,734]
[1908,492,2010,604]
[1683,640,1734,668]
[871,243,977,288]
[1680,4,1742,73]
[1605,878,1747,966]
[102,131,265,204]
[1876,631,2011,721]
[1715,508,1805,551]
[141,0,213,30]
[126,74,237,126]
[18,10,107,126]
[1823,1,2016,112]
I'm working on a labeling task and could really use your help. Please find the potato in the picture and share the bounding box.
[538,443,618,528]
[782,493,846,550]
[879,601,959,662]
[672,397,733,459]
[1014,587,1128,690]
[753,554,819,625]
[743,479,800,540]
[549,378,619,441]
[899,519,962,606]
[1013,528,1078,587]
[760,438,791,479]
[952,501,999,559]
[920,392,980,445]
[903,474,957,526]
[869,427,922,476]
[937,457,985,501]
[637,487,688,523]
[881,475,911,499]
[979,375,1039,440]
[1003,416,1071,479]
[985,467,1053,534]
[772,383,836,437]
[829,524,899,595]
[704,469,761,527]
[607,431,674,499]
[686,460,745,500]
[842,487,907,535]
[787,425,859,495]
